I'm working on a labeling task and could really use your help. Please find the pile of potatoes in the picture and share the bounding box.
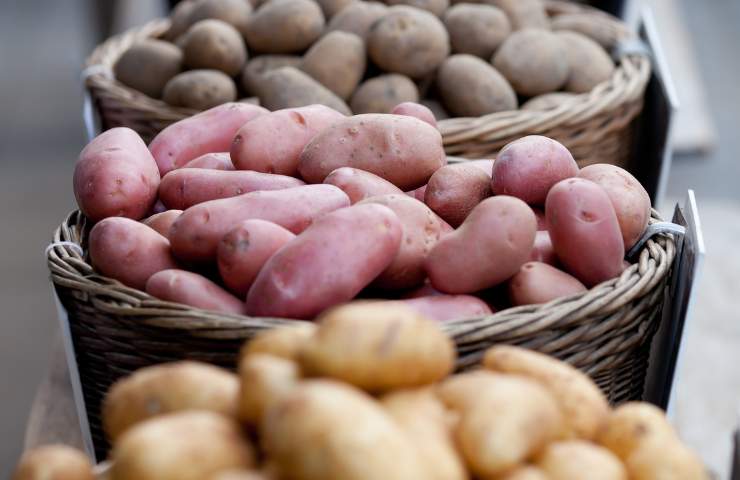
[71,100,652,320]
[113,0,616,115]
[13,303,707,480]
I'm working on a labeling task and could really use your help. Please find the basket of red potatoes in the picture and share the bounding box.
[14,307,707,479]
[48,101,675,454]
[85,0,649,167]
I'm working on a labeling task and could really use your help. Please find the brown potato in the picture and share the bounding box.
[437,54,518,116]
[551,13,616,49]
[241,55,302,96]
[508,262,587,306]
[258,67,351,114]
[558,31,615,93]
[163,69,237,110]
[351,74,420,114]
[300,302,456,391]
[300,31,366,100]
[182,20,247,76]
[102,361,239,442]
[187,0,253,38]
[386,0,449,17]
[245,0,324,53]
[142,210,182,239]
[425,162,493,227]
[114,39,183,98]
[521,92,579,111]
[536,441,627,480]
[444,3,511,59]
[326,1,388,40]
[314,0,356,18]
[368,6,450,79]
[493,29,569,96]
[391,101,437,127]
[12,445,94,480]
[146,269,247,314]
[324,167,404,204]
[420,99,450,120]
[166,0,197,40]
[237,353,300,425]
[488,0,549,30]
[241,323,317,361]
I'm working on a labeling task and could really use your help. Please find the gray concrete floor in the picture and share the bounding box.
[0,0,739,477]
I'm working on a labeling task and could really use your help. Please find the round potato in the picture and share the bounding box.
[386,0,449,17]
[326,1,388,40]
[537,441,627,480]
[508,262,587,306]
[300,302,456,391]
[146,269,247,314]
[424,162,493,227]
[182,20,247,76]
[444,4,511,59]
[238,353,300,425]
[437,54,518,116]
[241,323,317,361]
[314,0,356,18]
[597,402,679,459]
[521,91,579,111]
[187,0,253,38]
[558,31,615,93]
[12,445,94,480]
[163,69,237,110]
[324,167,404,204]
[368,6,450,79]
[493,29,569,96]
[258,67,351,114]
[488,0,549,30]
[245,0,324,53]
[391,101,437,127]
[114,39,183,98]
[300,31,365,100]
[351,74,420,114]
[241,55,302,96]
[142,209,182,239]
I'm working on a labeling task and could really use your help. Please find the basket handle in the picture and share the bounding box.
[627,221,686,260]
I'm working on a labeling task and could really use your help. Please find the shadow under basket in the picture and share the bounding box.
[48,208,675,456]
[84,0,650,167]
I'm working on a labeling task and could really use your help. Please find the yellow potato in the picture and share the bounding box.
[208,471,272,480]
[241,323,316,361]
[496,466,550,480]
[237,353,300,426]
[483,345,609,439]
[625,436,708,480]
[536,440,627,480]
[12,445,94,480]
[435,369,505,411]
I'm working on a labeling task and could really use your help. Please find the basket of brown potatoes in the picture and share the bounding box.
[47,103,676,457]
[84,0,649,167]
[13,310,708,477]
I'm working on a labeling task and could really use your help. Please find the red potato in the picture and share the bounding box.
[401,281,443,298]
[546,178,625,287]
[149,102,268,175]
[230,104,345,176]
[533,207,547,230]
[246,204,403,319]
[73,127,160,222]
[298,114,445,190]
[397,295,493,321]
[391,101,437,127]
[142,209,183,239]
[406,184,427,202]
[150,199,167,215]
[170,184,349,262]
[159,168,305,209]
[530,230,558,266]
[324,167,404,204]
[359,194,452,289]
[182,152,235,170]
[491,136,579,205]
[217,220,296,297]
[577,164,651,250]
[465,159,495,177]
[425,196,537,293]
[146,269,246,315]
[89,217,178,290]
[424,162,493,227]
[508,262,587,306]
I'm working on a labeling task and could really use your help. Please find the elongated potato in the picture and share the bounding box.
[483,345,609,439]
[149,102,267,175]
[529,230,558,265]
[508,262,587,306]
[262,380,428,480]
[437,54,518,116]
[159,168,305,209]
[182,152,234,170]
[391,101,437,127]
[241,323,316,361]
[324,167,404,204]
[326,1,388,40]
[146,269,246,314]
[74,127,160,222]
[170,184,349,262]
[246,204,402,318]
[12,445,94,480]
[142,210,182,239]
[89,218,178,290]
[300,31,366,100]
[299,114,445,189]
[237,353,300,426]
[257,67,351,114]
[103,361,239,442]
[300,302,455,391]
[245,0,324,53]
[546,178,625,287]
[436,370,504,411]
[114,40,183,99]
[231,104,345,176]
[217,220,296,296]
[425,196,537,293]
[425,162,492,227]
[536,441,627,480]
[397,294,493,321]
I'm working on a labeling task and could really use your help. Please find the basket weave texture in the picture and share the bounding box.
[84,1,651,167]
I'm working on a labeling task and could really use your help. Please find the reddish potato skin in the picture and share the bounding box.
[425,196,537,293]
[298,114,445,190]
[530,230,558,266]
[508,262,587,306]
[182,152,235,170]
[406,184,427,202]
[391,101,437,127]
[149,102,268,175]
[146,269,246,314]
[397,295,493,321]
[217,220,296,296]
[89,218,178,290]
[73,127,160,222]
[577,164,651,250]
[324,167,403,204]
[533,207,547,230]
[491,136,579,205]
[246,204,403,319]
[170,184,349,262]
[142,209,183,239]
[546,178,625,287]
[159,168,305,209]
[466,159,495,177]
[231,105,345,176]
[424,163,493,227]
[401,281,443,298]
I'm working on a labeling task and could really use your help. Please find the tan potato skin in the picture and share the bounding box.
[142,210,183,239]
[558,31,615,93]
[437,54,518,116]
[396,294,493,321]
[186,0,254,38]
[497,466,550,480]
[298,114,445,190]
[326,1,388,40]
[624,437,708,480]
[163,69,238,110]
[386,0,449,16]
[444,3,511,59]
[182,20,247,76]
[521,92,579,111]
[391,101,437,127]
[245,0,325,53]
[12,445,94,480]
[237,353,300,426]
[102,361,239,442]
[74,127,161,222]
[300,31,366,100]
[324,167,404,204]
[241,323,317,361]
[257,67,351,115]
[425,196,537,293]
[159,168,305,209]
[300,302,456,391]
[208,470,273,480]
[146,269,247,314]
[241,55,302,96]
[488,0,549,30]
[420,99,450,120]
[165,0,197,40]
[536,441,628,480]
[114,40,183,98]
[314,0,356,18]
[350,74,420,114]
[551,13,615,48]
[182,152,234,170]
[425,162,493,227]
[170,184,349,262]
[508,261,587,306]
[89,217,178,290]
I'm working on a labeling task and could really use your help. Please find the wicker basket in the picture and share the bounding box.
[84,1,650,166]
